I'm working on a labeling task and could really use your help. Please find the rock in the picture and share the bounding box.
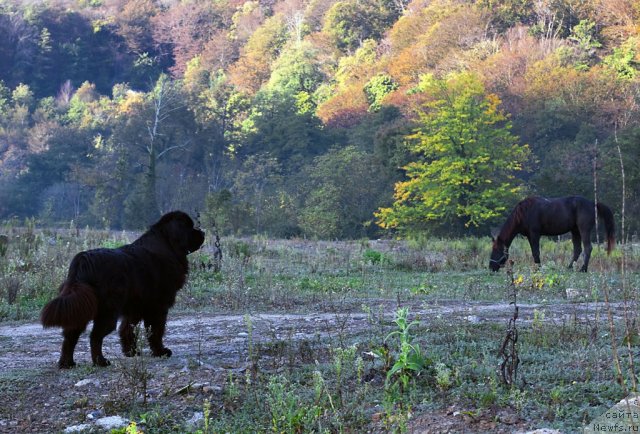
[185,412,204,429]
[74,379,99,388]
[64,424,91,433]
[566,287,588,300]
[203,385,222,393]
[496,409,519,425]
[86,410,104,420]
[95,416,128,430]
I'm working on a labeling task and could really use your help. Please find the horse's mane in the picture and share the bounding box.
[498,197,537,241]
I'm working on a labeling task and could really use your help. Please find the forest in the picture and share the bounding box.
[1,0,639,239]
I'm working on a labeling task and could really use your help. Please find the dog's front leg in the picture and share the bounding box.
[144,310,172,358]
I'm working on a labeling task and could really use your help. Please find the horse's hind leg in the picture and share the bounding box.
[579,231,593,272]
[568,229,582,270]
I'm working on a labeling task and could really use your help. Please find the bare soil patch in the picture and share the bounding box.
[0,299,627,433]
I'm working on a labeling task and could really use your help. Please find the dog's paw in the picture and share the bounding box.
[122,348,140,357]
[58,359,76,369]
[153,347,172,358]
[93,356,111,367]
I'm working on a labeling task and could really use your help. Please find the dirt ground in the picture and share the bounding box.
[0,300,618,433]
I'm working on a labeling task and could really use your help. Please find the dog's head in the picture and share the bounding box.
[153,211,205,256]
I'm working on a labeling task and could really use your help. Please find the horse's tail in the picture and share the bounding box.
[596,202,616,254]
[40,281,97,329]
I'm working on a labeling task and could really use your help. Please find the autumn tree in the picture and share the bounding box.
[152,1,227,76]
[228,14,289,93]
[376,72,531,235]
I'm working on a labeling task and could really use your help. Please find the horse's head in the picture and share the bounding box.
[489,236,508,271]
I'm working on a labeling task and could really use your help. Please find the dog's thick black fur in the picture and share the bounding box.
[41,211,205,368]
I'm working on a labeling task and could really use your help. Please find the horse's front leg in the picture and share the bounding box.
[527,235,542,265]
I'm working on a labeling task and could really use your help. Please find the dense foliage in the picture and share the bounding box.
[1,0,639,238]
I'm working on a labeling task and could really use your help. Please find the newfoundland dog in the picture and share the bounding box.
[41,211,205,368]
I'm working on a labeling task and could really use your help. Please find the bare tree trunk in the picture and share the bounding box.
[143,74,188,219]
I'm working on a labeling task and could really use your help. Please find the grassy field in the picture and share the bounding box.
[0,221,639,433]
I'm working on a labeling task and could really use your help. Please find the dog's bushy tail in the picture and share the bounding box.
[40,282,97,328]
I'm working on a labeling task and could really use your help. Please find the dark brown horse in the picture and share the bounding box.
[489,196,615,272]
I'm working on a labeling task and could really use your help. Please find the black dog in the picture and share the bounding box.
[41,211,205,368]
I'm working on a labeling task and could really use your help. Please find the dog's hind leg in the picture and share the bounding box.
[90,313,118,367]
[59,326,86,369]
[144,310,172,358]
[119,315,142,357]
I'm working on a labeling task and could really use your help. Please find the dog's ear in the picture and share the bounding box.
[153,213,191,255]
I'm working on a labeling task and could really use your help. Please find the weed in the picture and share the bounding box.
[113,325,153,407]
[363,248,388,265]
[201,399,212,434]
[435,362,453,391]
[265,375,322,433]
[223,372,241,411]
[384,308,431,394]
[332,344,357,406]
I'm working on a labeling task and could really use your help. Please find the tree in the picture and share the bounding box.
[364,74,398,112]
[323,0,397,53]
[376,72,532,235]
[183,62,249,191]
[300,146,385,239]
[242,90,328,166]
[228,14,289,93]
[265,41,324,96]
[101,75,196,228]
[231,153,283,234]
[478,0,536,33]
[151,1,226,75]
[138,74,193,223]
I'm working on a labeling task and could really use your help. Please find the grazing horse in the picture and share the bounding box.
[489,196,615,272]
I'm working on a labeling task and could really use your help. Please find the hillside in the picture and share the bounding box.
[0,0,638,237]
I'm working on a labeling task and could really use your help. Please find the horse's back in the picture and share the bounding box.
[523,196,593,235]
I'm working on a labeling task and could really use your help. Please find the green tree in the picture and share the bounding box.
[601,125,640,237]
[323,0,396,53]
[478,0,535,32]
[102,75,197,228]
[363,73,398,112]
[603,37,639,80]
[232,153,283,234]
[265,41,325,110]
[376,72,531,235]
[242,90,328,166]
[300,146,384,239]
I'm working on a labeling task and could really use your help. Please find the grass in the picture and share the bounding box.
[1,220,639,432]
